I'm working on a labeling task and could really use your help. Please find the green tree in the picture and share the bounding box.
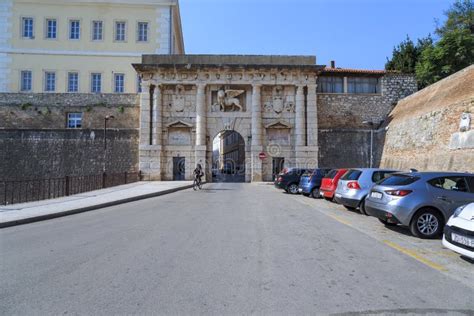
[416,0,474,88]
[386,0,474,89]
[385,36,418,73]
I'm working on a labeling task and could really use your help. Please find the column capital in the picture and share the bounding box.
[252,84,262,92]
[152,84,162,94]
[196,83,207,91]
[306,84,317,94]
[140,80,151,92]
[296,85,305,93]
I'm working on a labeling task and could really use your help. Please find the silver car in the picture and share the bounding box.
[365,172,474,239]
[334,168,399,214]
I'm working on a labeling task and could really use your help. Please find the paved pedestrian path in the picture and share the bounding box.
[0,181,193,228]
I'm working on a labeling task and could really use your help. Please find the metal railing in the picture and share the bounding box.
[0,171,141,206]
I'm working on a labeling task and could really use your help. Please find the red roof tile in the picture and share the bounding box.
[322,67,391,75]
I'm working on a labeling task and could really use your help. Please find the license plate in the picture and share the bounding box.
[371,192,383,199]
[452,233,474,247]
[335,193,342,198]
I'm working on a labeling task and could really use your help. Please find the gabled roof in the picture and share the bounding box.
[166,120,193,128]
[265,121,292,129]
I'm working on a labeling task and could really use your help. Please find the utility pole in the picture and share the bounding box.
[103,115,115,187]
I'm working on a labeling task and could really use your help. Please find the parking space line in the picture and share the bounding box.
[327,214,353,227]
[383,240,448,272]
[291,196,354,227]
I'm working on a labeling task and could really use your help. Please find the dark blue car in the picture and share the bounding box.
[298,168,331,198]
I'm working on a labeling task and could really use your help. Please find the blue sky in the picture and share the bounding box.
[179,0,453,69]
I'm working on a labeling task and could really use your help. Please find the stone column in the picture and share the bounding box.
[138,81,162,181]
[294,84,318,169]
[306,84,318,147]
[139,81,151,146]
[295,85,305,147]
[251,84,263,182]
[195,83,207,180]
[152,85,162,145]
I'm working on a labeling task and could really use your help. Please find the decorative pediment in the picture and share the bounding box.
[265,121,292,129]
[166,120,193,128]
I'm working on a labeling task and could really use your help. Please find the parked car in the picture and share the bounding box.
[274,168,311,194]
[298,168,331,198]
[320,169,348,200]
[365,172,474,239]
[334,168,398,214]
[443,203,474,259]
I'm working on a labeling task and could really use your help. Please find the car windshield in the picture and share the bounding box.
[378,174,419,186]
[341,169,362,180]
[302,171,312,177]
[325,169,338,179]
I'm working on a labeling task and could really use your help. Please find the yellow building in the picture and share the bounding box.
[0,0,185,93]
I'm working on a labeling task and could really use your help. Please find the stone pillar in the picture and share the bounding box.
[139,81,151,146]
[306,84,318,147]
[138,81,162,181]
[295,85,305,147]
[195,83,207,180]
[152,85,162,145]
[251,84,263,182]
[295,84,318,169]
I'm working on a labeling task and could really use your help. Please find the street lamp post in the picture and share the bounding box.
[103,115,115,187]
[362,121,374,168]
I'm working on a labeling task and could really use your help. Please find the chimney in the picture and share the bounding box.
[330,60,336,68]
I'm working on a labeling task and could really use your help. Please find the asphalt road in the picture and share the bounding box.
[1,183,473,315]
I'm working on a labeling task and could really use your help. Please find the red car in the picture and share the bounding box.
[320,169,348,200]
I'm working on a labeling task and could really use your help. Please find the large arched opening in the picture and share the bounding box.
[211,130,246,183]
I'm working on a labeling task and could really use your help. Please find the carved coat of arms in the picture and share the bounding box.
[172,85,185,112]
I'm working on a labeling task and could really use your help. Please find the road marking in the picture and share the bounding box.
[291,196,354,227]
[383,240,448,272]
[327,214,353,226]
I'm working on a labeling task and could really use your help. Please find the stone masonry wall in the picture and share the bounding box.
[0,93,139,129]
[0,93,139,180]
[317,73,416,168]
[317,74,417,129]
[318,129,385,169]
[380,66,474,172]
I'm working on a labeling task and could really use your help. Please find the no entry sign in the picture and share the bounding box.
[258,152,267,160]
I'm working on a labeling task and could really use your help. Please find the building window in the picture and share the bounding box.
[92,21,103,41]
[67,113,82,129]
[91,73,102,93]
[69,20,80,39]
[115,21,126,41]
[68,72,79,92]
[114,73,125,93]
[137,22,148,42]
[46,19,57,39]
[317,77,343,93]
[22,17,34,38]
[347,77,380,94]
[44,71,56,92]
[21,70,32,91]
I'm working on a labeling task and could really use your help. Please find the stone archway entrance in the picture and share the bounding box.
[211,130,246,183]
[134,55,321,182]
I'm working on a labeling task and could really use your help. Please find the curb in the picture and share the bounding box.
[0,184,195,229]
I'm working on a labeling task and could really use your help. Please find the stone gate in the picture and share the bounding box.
[133,55,322,182]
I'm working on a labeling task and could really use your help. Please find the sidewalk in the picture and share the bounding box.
[0,181,193,228]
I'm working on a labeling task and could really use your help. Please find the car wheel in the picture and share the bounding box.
[288,183,299,194]
[410,208,444,239]
[378,218,397,226]
[359,198,368,215]
[311,188,320,199]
